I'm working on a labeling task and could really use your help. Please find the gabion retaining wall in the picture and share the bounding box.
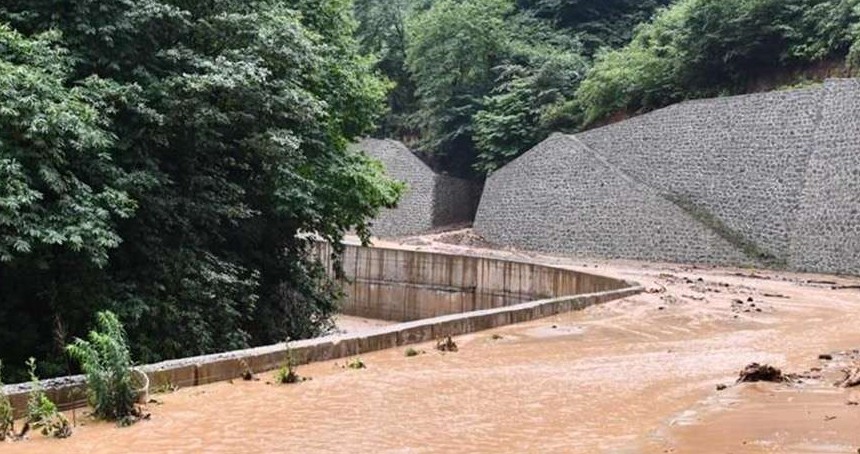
[356,139,481,237]
[475,78,860,274]
[790,79,860,272]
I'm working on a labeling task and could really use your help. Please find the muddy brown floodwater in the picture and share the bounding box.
[7,234,860,453]
[332,314,396,334]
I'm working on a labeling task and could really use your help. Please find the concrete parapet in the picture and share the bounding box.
[3,244,640,416]
[327,242,630,321]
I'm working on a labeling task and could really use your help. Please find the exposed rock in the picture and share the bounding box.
[435,336,458,353]
[737,363,785,383]
[838,366,860,388]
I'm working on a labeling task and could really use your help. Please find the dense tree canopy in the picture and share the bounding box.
[356,0,860,175]
[4,0,860,381]
[398,0,593,177]
[516,0,674,53]
[354,0,429,139]
[575,0,860,125]
[405,0,516,176]
[472,21,588,173]
[0,0,401,381]
[355,0,670,176]
[0,24,133,266]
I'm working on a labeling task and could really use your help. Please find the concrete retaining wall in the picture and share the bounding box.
[330,242,629,321]
[475,78,860,274]
[3,244,640,417]
[356,139,481,237]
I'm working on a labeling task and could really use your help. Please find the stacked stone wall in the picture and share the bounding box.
[356,139,435,237]
[790,79,860,274]
[356,139,481,237]
[432,174,482,228]
[475,134,751,264]
[475,78,860,274]
[577,87,822,263]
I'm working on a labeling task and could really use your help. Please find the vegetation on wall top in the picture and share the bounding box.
[356,0,860,176]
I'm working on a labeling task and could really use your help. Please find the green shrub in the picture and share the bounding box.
[66,311,139,424]
[576,0,860,126]
[25,358,71,438]
[274,342,302,384]
[274,363,301,384]
[346,357,366,369]
[0,361,14,441]
[404,347,420,357]
[239,359,254,381]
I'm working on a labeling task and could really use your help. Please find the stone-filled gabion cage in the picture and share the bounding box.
[475,78,860,275]
[356,138,482,238]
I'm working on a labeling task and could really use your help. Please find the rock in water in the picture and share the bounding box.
[736,363,785,383]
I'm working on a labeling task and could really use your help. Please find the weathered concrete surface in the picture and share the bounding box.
[3,375,87,418]
[355,139,481,237]
[475,79,860,274]
[3,244,639,416]
[323,241,631,321]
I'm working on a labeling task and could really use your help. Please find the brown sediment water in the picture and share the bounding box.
[659,383,860,453]
[332,314,396,334]
[6,238,860,453]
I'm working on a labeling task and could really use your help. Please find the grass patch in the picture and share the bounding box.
[274,364,301,384]
[25,358,71,438]
[345,357,366,369]
[274,342,305,384]
[0,361,14,441]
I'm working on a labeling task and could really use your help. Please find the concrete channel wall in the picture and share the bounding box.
[331,242,628,321]
[3,244,640,416]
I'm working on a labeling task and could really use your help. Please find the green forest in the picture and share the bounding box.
[358,0,860,175]
[2,0,860,381]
